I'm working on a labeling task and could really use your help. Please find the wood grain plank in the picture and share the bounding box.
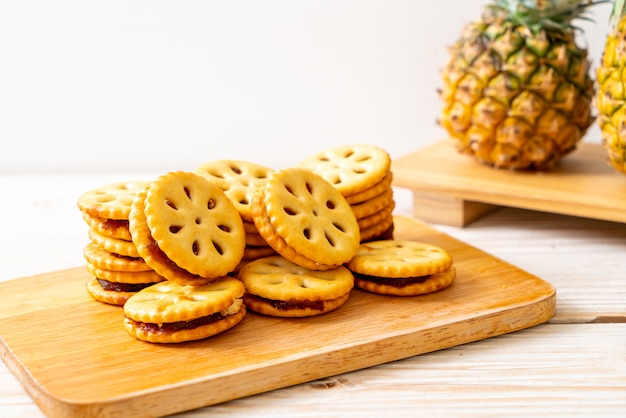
[0,216,555,418]
[190,323,626,417]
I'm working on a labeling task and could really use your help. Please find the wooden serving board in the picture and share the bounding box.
[0,216,555,418]
[392,140,626,227]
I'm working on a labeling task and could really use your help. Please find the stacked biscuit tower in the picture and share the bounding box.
[77,143,456,344]
[298,144,395,242]
[77,181,166,306]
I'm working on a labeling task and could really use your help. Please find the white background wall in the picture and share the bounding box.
[0,0,613,174]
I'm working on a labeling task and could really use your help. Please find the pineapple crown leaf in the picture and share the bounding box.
[610,0,626,28]
[490,0,609,33]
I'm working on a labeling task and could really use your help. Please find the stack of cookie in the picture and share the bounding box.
[244,167,362,317]
[77,181,166,305]
[298,144,395,242]
[124,171,249,343]
[194,160,277,270]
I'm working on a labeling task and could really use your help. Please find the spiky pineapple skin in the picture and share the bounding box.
[439,7,595,170]
[596,14,626,174]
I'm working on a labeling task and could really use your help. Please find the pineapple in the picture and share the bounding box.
[596,0,626,174]
[439,0,602,170]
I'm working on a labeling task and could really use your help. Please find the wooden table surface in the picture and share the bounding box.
[1,173,625,417]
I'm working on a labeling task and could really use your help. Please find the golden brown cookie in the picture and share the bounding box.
[86,276,140,306]
[347,240,453,278]
[239,255,354,317]
[251,167,360,270]
[195,160,274,222]
[143,171,246,279]
[354,266,456,296]
[123,277,246,343]
[130,187,226,286]
[346,240,455,296]
[77,180,150,220]
[298,144,391,197]
[85,264,165,306]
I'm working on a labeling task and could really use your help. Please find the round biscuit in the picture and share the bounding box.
[298,144,391,196]
[144,171,245,279]
[355,266,456,296]
[238,255,354,302]
[251,191,338,270]
[346,240,453,278]
[124,304,246,343]
[195,160,274,222]
[77,180,150,220]
[260,167,360,267]
[129,187,218,286]
[123,276,246,324]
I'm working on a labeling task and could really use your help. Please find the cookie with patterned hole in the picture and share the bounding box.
[238,255,354,317]
[195,160,274,222]
[123,276,246,343]
[347,240,455,296]
[143,171,246,280]
[253,167,360,269]
[347,240,453,278]
[130,187,231,286]
[297,144,391,197]
[77,180,150,220]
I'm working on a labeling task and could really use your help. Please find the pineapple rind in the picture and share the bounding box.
[596,13,626,174]
[440,6,594,170]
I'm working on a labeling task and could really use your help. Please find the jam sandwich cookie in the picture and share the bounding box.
[346,240,456,296]
[129,171,246,286]
[83,243,165,305]
[238,255,354,317]
[195,160,276,263]
[251,167,360,271]
[123,276,246,343]
[298,144,395,242]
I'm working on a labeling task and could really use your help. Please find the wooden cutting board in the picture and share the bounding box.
[0,216,555,418]
[392,140,626,227]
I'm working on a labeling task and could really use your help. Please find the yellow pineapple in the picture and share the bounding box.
[439,0,603,170]
[596,0,626,174]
